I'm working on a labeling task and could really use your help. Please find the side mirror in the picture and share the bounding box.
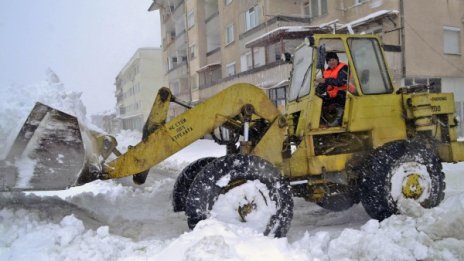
[281,52,292,63]
[360,69,370,85]
[304,35,315,46]
[316,45,326,70]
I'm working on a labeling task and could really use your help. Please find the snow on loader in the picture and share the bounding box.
[2,34,464,237]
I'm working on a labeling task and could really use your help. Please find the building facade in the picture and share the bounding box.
[115,48,164,131]
[91,112,119,134]
[149,0,464,132]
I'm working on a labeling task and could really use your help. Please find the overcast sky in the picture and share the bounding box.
[0,0,160,115]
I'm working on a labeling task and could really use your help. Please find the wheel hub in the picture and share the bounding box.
[238,201,257,222]
[211,180,277,232]
[390,161,431,204]
[402,173,423,199]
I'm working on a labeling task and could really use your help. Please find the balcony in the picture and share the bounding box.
[167,61,188,79]
[199,61,292,100]
[198,63,221,90]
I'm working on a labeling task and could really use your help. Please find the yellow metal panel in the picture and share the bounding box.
[410,94,432,118]
[438,144,453,162]
[402,93,456,119]
[448,114,459,141]
[308,154,354,174]
[287,149,354,177]
[438,142,464,162]
[308,97,323,130]
[347,94,406,147]
[430,93,455,114]
[286,142,310,177]
[451,142,464,162]
[252,117,286,166]
[144,87,171,135]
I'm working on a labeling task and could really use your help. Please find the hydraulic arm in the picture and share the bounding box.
[84,83,286,183]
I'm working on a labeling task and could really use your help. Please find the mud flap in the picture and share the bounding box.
[0,102,86,191]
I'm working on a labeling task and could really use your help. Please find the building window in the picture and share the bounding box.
[226,62,236,77]
[169,56,178,70]
[269,86,287,112]
[246,52,253,70]
[122,116,143,131]
[304,2,310,17]
[443,26,461,55]
[225,0,232,5]
[199,67,222,89]
[309,0,327,18]
[226,24,234,45]
[245,6,259,31]
[253,47,264,67]
[187,10,195,29]
[189,44,196,59]
[240,48,265,72]
[240,52,253,72]
[404,77,441,93]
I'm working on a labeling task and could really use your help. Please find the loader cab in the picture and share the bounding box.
[286,34,394,131]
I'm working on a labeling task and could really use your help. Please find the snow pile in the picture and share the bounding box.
[327,203,464,260]
[1,185,464,260]
[153,219,308,260]
[0,209,165,260]
[0,69,87,158]
[113,129,142,153]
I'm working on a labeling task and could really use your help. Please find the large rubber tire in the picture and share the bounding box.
[360,140,445,220]
[185,154,293,237]
[172,157,216,212]
[316,183,357,212]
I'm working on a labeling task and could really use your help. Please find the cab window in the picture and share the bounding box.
[288,44,313,101]
[348,38,393,94]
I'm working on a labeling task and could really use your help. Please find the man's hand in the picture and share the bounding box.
[316,82,327,96]
[314,78,326,84]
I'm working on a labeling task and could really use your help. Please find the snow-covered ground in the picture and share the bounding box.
[1,79,464,260]
[1,138,464,260]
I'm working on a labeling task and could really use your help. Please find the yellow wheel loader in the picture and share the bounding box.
[2,34,464,237]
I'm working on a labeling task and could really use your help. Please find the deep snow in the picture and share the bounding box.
[1,79,464,260]
[1,142,464,260]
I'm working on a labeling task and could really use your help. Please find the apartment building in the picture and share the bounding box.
[149,0,463,132]
[149,0,322,117]
[115,48,164,131]
[91,112,118,134]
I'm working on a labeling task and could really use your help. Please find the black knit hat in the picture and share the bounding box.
[326,52,339,62]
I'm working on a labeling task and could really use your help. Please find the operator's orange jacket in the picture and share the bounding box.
[323,62,355,98]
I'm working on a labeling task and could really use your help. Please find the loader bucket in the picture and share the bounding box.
[0,102,86,191]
